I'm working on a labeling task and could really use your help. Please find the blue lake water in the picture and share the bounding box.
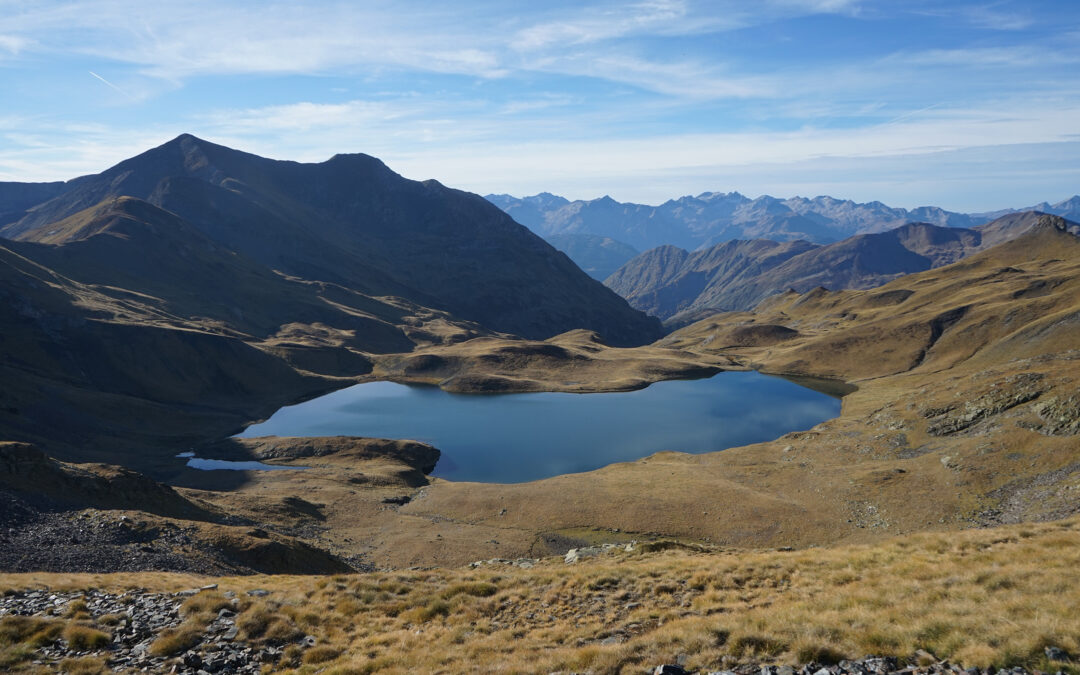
[238,372,842,483]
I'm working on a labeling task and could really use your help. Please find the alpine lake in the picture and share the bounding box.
[228,371,846,483]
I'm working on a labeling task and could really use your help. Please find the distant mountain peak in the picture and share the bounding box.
[696,191,747,201]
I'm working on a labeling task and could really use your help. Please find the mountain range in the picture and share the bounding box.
[487,191,1080,277]
[606,212,1080,324]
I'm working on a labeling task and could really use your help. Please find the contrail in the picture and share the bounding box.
[885,102,943,125]
[88,71,135,100]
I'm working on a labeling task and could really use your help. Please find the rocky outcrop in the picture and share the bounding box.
[922,373,1047,436]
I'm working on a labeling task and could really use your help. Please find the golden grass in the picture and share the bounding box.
[147,622,203,657]
[3,517,1080,674]
[179,590,233,617]
[57,656,106,674]
[60,624,110,651]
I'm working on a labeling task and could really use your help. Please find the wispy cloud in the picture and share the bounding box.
[888,46,1080,69]
[0,1,893,98]
[765,0,861,15]
[0,34,32,54]
[514,0,711,50]
[524,51,775,99]
[964,3,1034,30]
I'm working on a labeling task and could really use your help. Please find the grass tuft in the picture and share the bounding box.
[61,624,111,651]
[147,623,201,656]
[180,591,232,617]
[58,656,107,674]
[302,645,342,664]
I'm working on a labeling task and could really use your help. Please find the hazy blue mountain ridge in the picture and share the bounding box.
[487,191,1080,253]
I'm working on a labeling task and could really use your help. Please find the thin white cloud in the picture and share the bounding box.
[0,0,868,99]
[514,0,704,50]
[964,4,1034,30]
[1,2,511,79]
[764,0,860,14]
[0,34,31,54]
[497,94,578,115]
[888,46,1080,69]
[524,50,774,99]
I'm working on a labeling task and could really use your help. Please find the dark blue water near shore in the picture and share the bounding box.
[239,372,840,483]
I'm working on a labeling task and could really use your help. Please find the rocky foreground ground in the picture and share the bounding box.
[1,587,299,673]
[1,583,1073,674]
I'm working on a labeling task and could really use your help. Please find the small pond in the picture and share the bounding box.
[175,451,308,471]
[238,371,842,483]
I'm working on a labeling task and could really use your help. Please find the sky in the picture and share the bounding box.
[0,0,1078,211]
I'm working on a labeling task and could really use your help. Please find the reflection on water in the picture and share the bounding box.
[239,372,841,483]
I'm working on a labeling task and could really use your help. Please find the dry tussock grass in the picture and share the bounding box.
[2,517,1079,673]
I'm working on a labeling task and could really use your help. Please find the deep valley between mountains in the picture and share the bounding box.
[1,136,1078,675]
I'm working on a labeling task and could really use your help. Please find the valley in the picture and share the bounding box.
[1,139,1078,674]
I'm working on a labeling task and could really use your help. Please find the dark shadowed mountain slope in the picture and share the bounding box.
[0,181,67,225]
[0,236,322,463]
[544,233,639,280]
[9,196,416,351]
[607,213,1078,325]
[3,134,661,346]
[0,194,444,463]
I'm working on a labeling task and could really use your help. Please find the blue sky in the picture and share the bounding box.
[1,0,1078,210]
